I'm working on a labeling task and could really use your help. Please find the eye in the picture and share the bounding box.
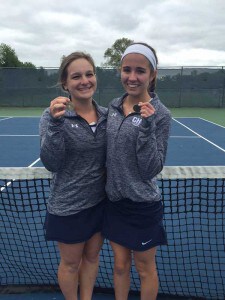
[136,68,146,74]
[86,72,95,77]
[122,67,131,73]
[72,74,81,80]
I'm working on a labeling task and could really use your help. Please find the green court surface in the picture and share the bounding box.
[0,107,45,117]
[170,107,225,126]
[1,107,225,127]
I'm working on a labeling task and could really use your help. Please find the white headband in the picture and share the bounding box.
[121,44,157,70]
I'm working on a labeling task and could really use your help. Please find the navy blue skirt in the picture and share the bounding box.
[44,200,105,244]
[102,198,167,251]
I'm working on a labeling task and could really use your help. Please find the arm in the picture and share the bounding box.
[39,97,69,172]
[136,105,171,180]
[39,109,66,172]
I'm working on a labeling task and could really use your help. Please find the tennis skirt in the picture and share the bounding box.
[44,200,105,244]
[102,198,167,251]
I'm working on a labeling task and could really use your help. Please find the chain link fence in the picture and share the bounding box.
[0,66,224,108]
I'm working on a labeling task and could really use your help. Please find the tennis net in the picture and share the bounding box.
[0,166,225,299]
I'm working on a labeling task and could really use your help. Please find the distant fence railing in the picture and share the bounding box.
[0,66,224,108]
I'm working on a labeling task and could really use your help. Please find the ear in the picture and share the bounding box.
[150,70,157,82]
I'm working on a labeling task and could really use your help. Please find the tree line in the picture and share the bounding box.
[0,38,133,68]
[1,39,224,91]
[0,43,36,68]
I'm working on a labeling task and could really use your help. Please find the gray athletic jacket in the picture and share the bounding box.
[106,93,171,203]
[39,101,107,216]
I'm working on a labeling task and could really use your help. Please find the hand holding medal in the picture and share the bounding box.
[50,96,72,119]
[133,102,155,118]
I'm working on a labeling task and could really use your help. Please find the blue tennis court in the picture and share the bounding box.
[0,116,225,167]
[0,116,225,300]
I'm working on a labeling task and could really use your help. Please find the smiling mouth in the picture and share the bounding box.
[78,86,92,91]
[127,83,139,88]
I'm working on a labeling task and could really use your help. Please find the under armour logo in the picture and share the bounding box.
[71,124,79,128]
[132,117,142,127]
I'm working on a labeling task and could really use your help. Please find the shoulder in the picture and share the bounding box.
[109,93,127,109]
[93,100,108,116]
[40,107,51,121]
[98,105,108,115]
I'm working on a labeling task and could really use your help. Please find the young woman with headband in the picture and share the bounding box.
[103,42,171,300]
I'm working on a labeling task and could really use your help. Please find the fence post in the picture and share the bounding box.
[178,67,183,107]
[222,66,225,107]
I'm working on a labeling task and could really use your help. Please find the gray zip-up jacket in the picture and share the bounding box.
[39,101,107,216]
[106,93,171,203]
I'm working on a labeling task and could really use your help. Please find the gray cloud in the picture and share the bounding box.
[0,0,224,67]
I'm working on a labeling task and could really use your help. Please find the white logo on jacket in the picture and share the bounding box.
[141,239,152,245]
[71,124,79,128]
[132,117,142,127]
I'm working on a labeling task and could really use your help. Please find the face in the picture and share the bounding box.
[63,58,97,102]
[121,53,156,99]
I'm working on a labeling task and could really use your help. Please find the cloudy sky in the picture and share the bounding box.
[1,0,225,68]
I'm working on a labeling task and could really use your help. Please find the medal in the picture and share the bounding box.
[133,104,141,113]
[66,101,74,111]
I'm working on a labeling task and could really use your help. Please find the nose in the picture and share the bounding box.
[80,75,89,84]
[128,71,137,81]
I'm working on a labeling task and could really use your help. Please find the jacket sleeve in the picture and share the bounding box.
[39,109,66,172]
[136,111,171,180]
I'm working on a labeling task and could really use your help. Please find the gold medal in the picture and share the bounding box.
[66,101,74,111]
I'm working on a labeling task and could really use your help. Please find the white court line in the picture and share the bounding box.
[0,158,41,192]
[173,118,225,153]
[28,158,40,168]
[175,116,225,129]
[0,135,39,137]
[0,116,40,118]
[0,116,41,191]
[198,117,225,129]
[0,117,13,122]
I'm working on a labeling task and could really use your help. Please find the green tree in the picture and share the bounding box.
[0,43,21,67]
[21,61,36,68]
[0,43,35,68]
[103,38,134,68]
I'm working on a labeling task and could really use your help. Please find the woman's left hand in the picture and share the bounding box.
[139,102,155,118]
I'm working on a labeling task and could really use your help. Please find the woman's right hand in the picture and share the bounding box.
[50,97,70,119]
